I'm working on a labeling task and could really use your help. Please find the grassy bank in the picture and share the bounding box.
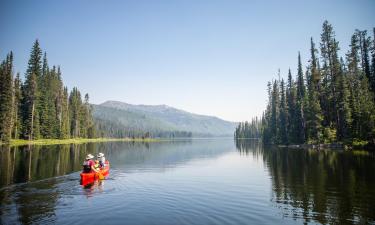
[0,138,159,147]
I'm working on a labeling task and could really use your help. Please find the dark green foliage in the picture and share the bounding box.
[295,53,306,143]
[371,28,375,95]
[236,21,375,145]
[279,79,288,144]
[69,87,82,138]
[306,38,323,143]
[286,69,297,143]
[0,40,95,142]
[12,73,22,139]
[0,52,14,142]
[234,118,262,139]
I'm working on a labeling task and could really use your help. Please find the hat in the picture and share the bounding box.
[97,152,104,157]
[86,154,94,160]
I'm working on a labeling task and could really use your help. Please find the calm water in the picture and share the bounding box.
[0,139,374,225]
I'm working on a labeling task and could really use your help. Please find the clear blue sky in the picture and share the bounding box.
[1,0,374,122]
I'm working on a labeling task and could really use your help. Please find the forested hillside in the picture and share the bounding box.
[235,21,375,146]
[0,40,95,142]
[93,101,237,138]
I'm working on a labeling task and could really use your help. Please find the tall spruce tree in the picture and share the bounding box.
[0,52,14,142]
[295,52,306,143]
[270,80,280,144]
[22,40,43,140]
[12,73,22,139]
[347,33,362,138]
[279,78,288,144]
[306,38,323,143]
[371,28,375,94]
[60,87,70,139]
[335,59,351,141]
[286,69,297,143]
[69,87,82,138]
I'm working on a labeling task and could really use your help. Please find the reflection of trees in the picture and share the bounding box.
[0,144,92,224]
[236,140,375,224]
[235,139,263,158]
[105,139,233,171]
[267,148,375,224]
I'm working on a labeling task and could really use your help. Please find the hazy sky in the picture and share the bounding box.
[1,0,374,122]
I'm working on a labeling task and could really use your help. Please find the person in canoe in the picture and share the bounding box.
[94,160,101,171]
[82,154,100,173]
[97,153,106,168]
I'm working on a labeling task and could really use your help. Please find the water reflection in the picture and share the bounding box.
[0,139,233,188]
[1,140,374,224]
[236,139,375,224]
[0,144,90,188]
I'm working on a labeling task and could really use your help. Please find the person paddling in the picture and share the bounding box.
[82,154,96,173]
[97,153,106,168]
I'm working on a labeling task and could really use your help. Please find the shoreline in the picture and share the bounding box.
[0,138,160,147]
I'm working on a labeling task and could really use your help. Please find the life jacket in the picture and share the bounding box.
[83,160,92,172]
[94,162,100,170]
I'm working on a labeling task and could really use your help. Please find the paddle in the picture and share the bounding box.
[96,171,104,180]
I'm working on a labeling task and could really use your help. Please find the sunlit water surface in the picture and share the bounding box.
[0,139,374,224]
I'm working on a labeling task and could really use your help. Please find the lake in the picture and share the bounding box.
[0,139,374,225]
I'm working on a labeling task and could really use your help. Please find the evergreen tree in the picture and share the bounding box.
[0,52,14,142]
[279,79,288,143]
[357,30,371,83]
[295,52,306,143]
[306,38,323,143]
[371,28,375,94]
[69,87,82,138]
[60,87,70,139]
[270,80,280,144]
[347,33,362,138]
[335,61,351,141]
[12,73,22,139]
[286,69,297,143]
[83,94,95,138]
[22,40,43,140]
[347,31,375,141]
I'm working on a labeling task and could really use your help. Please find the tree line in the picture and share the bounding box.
[95,117,193,139]
[0,40,95,142]
[234,118,262,139]
[235,21,375,146]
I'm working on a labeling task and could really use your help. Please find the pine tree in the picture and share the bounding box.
[306,38,323,143]
[335,61,351,141]
[60,87,70,139]
[279,79,288,144]
[83,94,95,138]
[0,52,14,142]
[347,33,362,138]
[270,80,280,144]
[295,52,306,143]
[22,40,43,140]
[69,87,82,138]
[286,69,297,143]
[357,30,371,83]
[347,31,375,141]
[371,28,375,94]
[12,73,22,139]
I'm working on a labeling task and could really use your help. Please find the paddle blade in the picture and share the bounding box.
[98,171,104,180]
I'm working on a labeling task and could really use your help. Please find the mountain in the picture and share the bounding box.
[92,100,237,137]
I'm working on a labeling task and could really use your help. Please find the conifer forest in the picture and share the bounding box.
[0,40,95,142]
[235,21,375,147]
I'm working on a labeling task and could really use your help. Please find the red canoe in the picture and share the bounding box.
[80,161,110,185]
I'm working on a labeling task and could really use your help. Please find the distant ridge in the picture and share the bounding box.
[93,100,237,137]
